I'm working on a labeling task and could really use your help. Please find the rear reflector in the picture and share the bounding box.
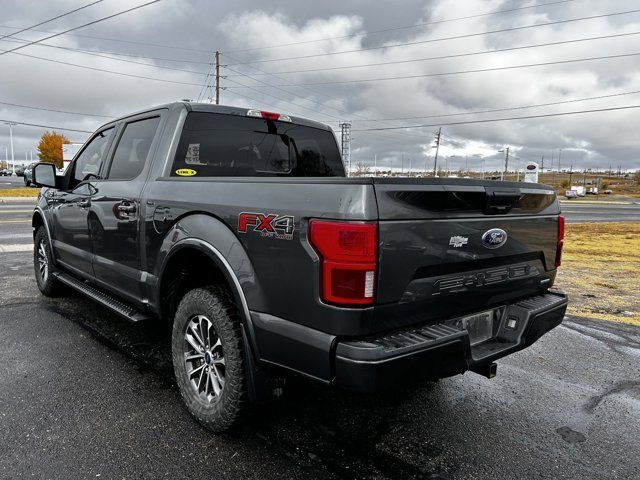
[308,219,377,306]
[246,109,291,122]
[555,215,565,268]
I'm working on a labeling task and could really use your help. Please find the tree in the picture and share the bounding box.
[635,171,640,185]
[37,131,70,169]
[560,180,570,189]
[353,162,371,177]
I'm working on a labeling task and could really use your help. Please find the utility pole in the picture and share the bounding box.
[569,164,573,185]
[433,127,441,176]
[500,146,510,180]
[215,50,220,105]
[558,148,562,175]
[340,122,352,176]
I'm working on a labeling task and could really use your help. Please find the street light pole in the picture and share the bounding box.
[5,122,16,175]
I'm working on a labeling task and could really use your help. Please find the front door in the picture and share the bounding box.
[50,128,115,277]
[89,116,161,302]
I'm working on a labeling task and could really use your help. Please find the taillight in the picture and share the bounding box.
[246,109,291,122]
[308,219,377,306]
[555,215,565,268]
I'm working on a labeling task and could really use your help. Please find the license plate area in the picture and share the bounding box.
[462,310,494,346]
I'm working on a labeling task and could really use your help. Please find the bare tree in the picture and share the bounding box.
[353,162,371,177]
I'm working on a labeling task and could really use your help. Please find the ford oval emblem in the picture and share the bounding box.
[482,228,508,249]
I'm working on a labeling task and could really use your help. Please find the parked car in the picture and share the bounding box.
[30,102,568,432]
[0,168,12,176]
[565,190,578,199]
[23,162,38,186]
[603,189,613,194]
[15,166,25,177]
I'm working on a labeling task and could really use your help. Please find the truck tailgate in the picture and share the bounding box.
[373,179,560,330]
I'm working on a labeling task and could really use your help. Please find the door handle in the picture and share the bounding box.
[78,199,91,208]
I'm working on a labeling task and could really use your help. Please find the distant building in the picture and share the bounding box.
[61,142,83,172]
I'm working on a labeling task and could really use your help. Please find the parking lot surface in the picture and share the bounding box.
[0,246,639,479]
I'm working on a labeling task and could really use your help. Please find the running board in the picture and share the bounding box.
[53,272,152,323]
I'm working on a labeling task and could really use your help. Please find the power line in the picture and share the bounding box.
[223,76,340,122]
[224,0,582,53]
[0,119,94,133]
[0,25,213,54]
[224,8,640,66]
[1,35,210,75]
[220,53,439,140]
[352,104,640,131]
[0,0,103,41]
[0,35,212,65]
[224,30,640,77]
[224,51,640,87]
[0,0,581,57]
[1,47,205,87]
[0,100,113,118]
[0,0,164,57]
[346,89,640,123]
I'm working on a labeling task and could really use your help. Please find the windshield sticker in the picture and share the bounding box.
[238,212,295,240]
[175,168,197,176]
[184,143,202,164]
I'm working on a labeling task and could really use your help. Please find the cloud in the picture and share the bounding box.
[0,0,639,171]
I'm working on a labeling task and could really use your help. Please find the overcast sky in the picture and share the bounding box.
[1,0,640,172]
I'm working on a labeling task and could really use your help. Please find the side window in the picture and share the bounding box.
[72,128,114,186]
[107,117,160,180]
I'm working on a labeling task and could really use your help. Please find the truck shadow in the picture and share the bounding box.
[45,292,454,479]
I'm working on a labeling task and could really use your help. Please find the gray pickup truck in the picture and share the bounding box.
[31,102,567,432]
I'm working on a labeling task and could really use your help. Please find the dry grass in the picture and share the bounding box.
[0,188,39,197]
[556,222,640,326]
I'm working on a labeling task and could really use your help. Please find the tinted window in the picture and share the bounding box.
[108,117,160,180]
[171,112,344,177]
[72,128,114,184]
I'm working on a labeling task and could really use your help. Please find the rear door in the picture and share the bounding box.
[373,179,560,330]
[88,114,162,302]
[50,127,115,277]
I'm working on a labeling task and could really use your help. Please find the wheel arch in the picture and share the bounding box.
[32,207,56,262]
[154,214,264,357]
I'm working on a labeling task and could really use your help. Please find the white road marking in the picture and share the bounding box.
[0,233,32,240]
[0,244,33,253]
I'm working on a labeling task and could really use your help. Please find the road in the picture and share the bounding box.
[560,201,640,223]
[0,175,26,189]
[0,201,34,255]
[0,206,639,478]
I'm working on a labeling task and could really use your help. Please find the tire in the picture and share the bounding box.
[172,286,246,433]
[34,227,65,297]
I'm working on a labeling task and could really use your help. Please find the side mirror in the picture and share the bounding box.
[33,163,57,188]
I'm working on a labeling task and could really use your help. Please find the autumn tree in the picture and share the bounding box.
[37,131,70,169]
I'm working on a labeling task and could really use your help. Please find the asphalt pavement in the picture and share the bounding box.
[0,175,26,189]
[0,225,639,478]
[560,201,640,223]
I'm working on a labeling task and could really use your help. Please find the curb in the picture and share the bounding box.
[559,200,633,205]
[0,197,38,203]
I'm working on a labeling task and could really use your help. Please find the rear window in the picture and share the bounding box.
[170,112,344,177]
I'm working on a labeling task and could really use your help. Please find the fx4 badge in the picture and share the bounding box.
[449,235,468,248]
[238,212,295,240]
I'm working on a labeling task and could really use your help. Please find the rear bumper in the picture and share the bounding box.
[333,291,568,392]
